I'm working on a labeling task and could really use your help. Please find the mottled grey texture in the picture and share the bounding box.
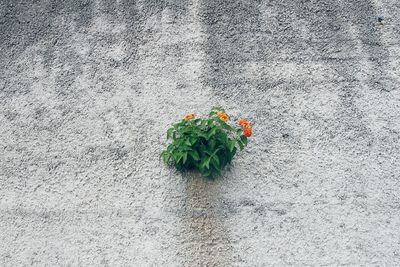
[1,0,400,266]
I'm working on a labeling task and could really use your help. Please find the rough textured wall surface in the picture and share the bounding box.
[1,0,400,266]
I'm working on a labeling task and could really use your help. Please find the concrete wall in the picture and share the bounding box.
[1,0,400,265]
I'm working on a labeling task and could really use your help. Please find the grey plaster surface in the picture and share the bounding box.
[1,0,400,266]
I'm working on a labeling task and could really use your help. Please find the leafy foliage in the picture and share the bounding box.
[161,107,252,178]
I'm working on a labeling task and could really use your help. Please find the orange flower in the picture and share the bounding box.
[243,127,253,137]
[239,119,252,128]
[217,112,229,122]
[184,113,196,121]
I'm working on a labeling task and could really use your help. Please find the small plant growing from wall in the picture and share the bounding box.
[161,107,253,178]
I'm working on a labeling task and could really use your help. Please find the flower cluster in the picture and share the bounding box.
[239,119,253,137]
[161,107,253,178]
[217,111,229,122]
[184,113,196,121]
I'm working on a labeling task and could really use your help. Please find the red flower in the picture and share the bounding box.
[184,113,196,121]
[243,127,252,137]
[239,119,252,128]
[217,112,229,122]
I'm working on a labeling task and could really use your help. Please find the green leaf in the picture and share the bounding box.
[208,139,216,150]
[241,135,248,146]
[201,157,211,169]
[192,119,201,124]
[202,169,211,177]
[185,139,192,146]
[160,151,168,164]
[207,127,218,139]
[211,154,220,168]
[218,120,234,131]
[189,150,200,161]
[217,131,229,147]
[206,148,221,157]
[182,152,188,164]
[238,140,244,151]
[227,147,237,163]
[227,139,236,152]
[189,137,197,145]
[175,151,183,163]
[167,128,174,139]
